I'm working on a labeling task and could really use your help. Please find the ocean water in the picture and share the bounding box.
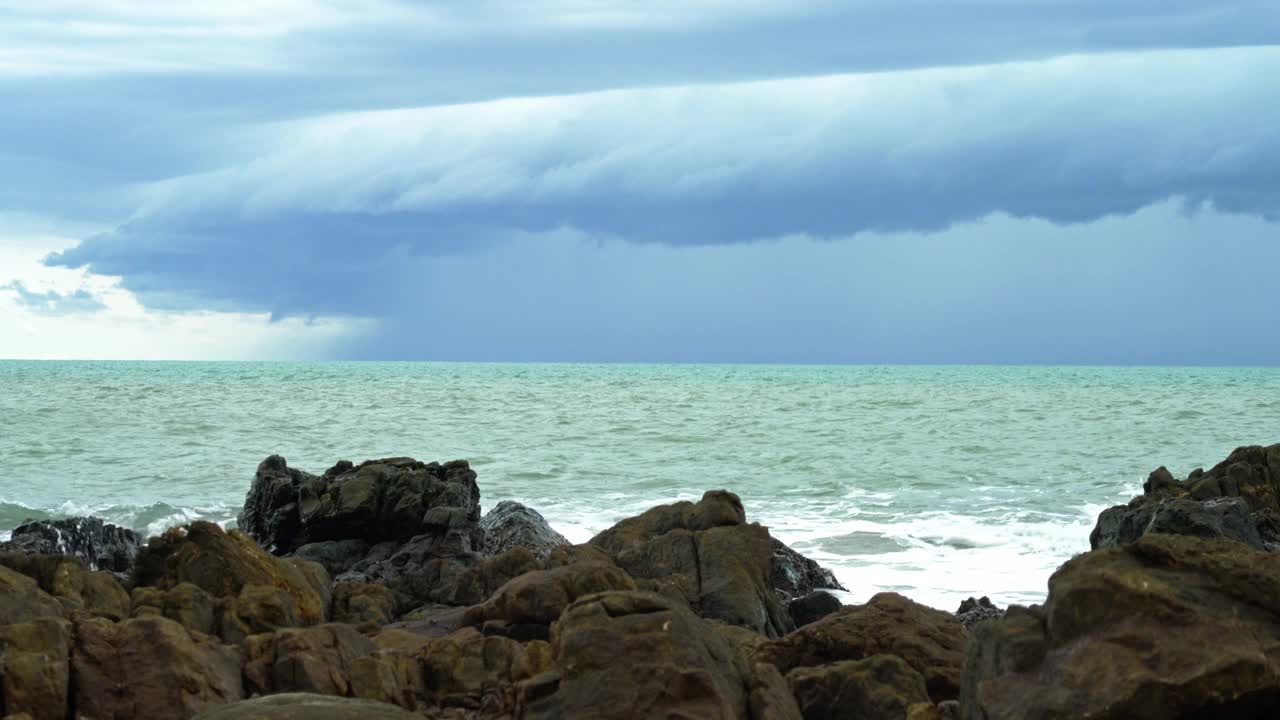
[2,361,1278,610]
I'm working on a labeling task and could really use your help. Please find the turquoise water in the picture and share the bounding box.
[3,361,1278,609]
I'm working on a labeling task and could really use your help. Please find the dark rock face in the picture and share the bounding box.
[954,596,1003,630]
[771,537,848,599]
[788,590,844,628]
[0,516,141,575]
[787,654,932,720]
[480,501,569,560]
[961,533,1280,720]
[760,592,966,703]
[239,455,482,555]
[588,490,795,637]
[339,544,540,611]
[520,590,803,719]
[1090,444,1280,551]
[194,694,422,720]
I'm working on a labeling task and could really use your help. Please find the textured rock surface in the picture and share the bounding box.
[0,516,141,576]
[788,590,843,628]
[0,554,130,620]
[340,544,540,611]
[132,521,328,632]
[589,490,795,637]
[71,615,244,720]
[240,456,482,554]
[788,654,932,720]
[962,533,1280,720]
[480,501,569,560]
[243,623,377,697]
[0,564,66,625]
[194,693,422,720]
[771,537,847,599]
[0,617,71,720]
[954,596,1003,631]
[520,590,802,719]
[1090,444,1280,551]
[761,592,965,702]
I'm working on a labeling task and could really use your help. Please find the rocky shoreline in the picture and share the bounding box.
[1,443,1277,719]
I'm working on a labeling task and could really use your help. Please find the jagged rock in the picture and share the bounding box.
[480,501,569,560]
[788,590,843,628]
[1091,444,1280,551]
[243,623,378,697]
[760,592,965,702]
[961,534,1280,719]
[332,582,397,627]
[0,565,64,625]
[0,617,72,720]
[71,615,243,720]
[520,590,802,719]
[588,490,794,637]
[240,456,482,555]
[0,554,129,620]
[0,516,141,576]
[954,596,1003,630]
[340,545,539,610]
[787,654,932,720]
[194,693,422,720]
[771,537,847,599]
[132,521,328,633]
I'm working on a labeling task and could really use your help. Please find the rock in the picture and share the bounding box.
[131,582,218,635]
[0,516,141,576]
[243,623,378,697]
[132,521,327,629]
[771,537,847,599]
[0,617,72,720]
[419,628,554,713]
[0,554,129,620]
[479,501,569,560]
[293,540,372,577]
[961,533,1280,719]
[194,693,422,720]
[0,565,66,625]
[788,590,843,628]
[381,606,470,644]
[954,596,1003,630]
[332,582,397,627]
[340,545,539,611]
[239,456,483,555]
[462,559,636,631]
[1091,444,1280,551]
[589,490,794,637]
[760,592,965,702]
[71,615,243,720]
[787,654,932,720]
[520,590,802,719]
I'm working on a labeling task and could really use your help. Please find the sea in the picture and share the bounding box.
[2,361,1277,611]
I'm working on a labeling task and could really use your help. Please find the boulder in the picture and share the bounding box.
[462,560,636,633]
[0,617,72,720]
[760,592,965,702]
[1090,445,1280,551]
[194,693,422,720]
[788,590,843,628]
[131,582,218,635]
[293,540,372,577]
[0,516,141,576]
[0,554,129,620]
[243,623,378,697]
[0,565,66,625]
[331,582,397,627]
[71,615,243,720]
[787,654,932,720]
[131,521,327,630]
[771,537,848,599]
[340,545,539,610]
[419,629,554,713]
[961,534,1280,719]
[240,456,482,555]
[589,490,794,637]
[954,596,1003,631]
[520,590,802,719]
[480,501,569,560]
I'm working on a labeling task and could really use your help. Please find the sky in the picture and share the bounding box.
[1,1,1278,363]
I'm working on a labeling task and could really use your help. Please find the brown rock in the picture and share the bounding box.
[0,565,63,625]
[332,582,397,627]
[242,623,377,697]
[462,560,636,629]
[760,592,965,702]
[193,693,421,720]
[0,554,129,620]
[787,654,931,720]
[961,534,1280,719]
[131,582,218,635]
[0,617,71,720]
[71,615,243,720]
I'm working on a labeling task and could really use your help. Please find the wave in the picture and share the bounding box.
[0,498,239,539]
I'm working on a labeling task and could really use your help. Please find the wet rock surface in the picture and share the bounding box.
[479,501,569,560]
[0,516,141,576]
[953,596,1003,630]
